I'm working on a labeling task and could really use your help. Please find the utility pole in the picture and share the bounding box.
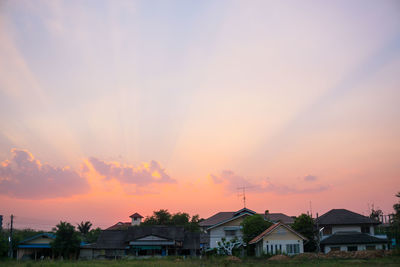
[8,214,13,258]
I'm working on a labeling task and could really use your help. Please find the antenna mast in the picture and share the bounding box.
[237,186,247,208]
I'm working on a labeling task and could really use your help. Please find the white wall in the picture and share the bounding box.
[262,239,304,255]
[209,227,243,249]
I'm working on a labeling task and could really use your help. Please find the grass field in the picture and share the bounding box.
[1,257,400,267]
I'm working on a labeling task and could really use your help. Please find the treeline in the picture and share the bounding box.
[0,220,101,259]
[141,209,203,232]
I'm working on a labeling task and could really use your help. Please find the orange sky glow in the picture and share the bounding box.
[0,0,400,230]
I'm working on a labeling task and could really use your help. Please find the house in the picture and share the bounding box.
[199,208,294,249]
[316,209,389,253]
[80,226,208,259]
[249,222,307,256]
[17,233,55,260]
[80,213,208,259]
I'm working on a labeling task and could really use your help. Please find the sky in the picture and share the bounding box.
[0,0,400,230]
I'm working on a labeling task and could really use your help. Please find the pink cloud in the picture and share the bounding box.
[88,157,176,186]
[211,170,329,195]
[0,149,89,199]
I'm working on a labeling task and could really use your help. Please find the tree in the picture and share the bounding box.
[0,230,8,258]
[51,221,81,259]
[292,214,317,252]
[142,210,203,232]
[369,209,383,221]
[85,227,102,243]
[143,209,172,225]
[389,191,400,247]
[171,212,190,226]
[241,214,272,244]
[217,237,243,255]
[77,221,92,236]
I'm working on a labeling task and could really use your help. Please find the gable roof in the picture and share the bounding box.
[199,210,294,227]
[249,222,307,244]
[316,209,380,225]
[206,211,253,230]
[320,232,388,245]
[19,233,55,244]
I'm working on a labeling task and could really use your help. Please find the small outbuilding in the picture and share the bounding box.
[17,233,55,260]
[249,222,307,256]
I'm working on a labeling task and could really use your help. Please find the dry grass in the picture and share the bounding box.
[0,255,399,267]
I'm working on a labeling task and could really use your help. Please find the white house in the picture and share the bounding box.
[249,222,306,256]
[199,208,294,250]
[316,209,388,253]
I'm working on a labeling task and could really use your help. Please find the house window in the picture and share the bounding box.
[347,246,357,251]
[323,226,332,235]
[361,226,370,234]
[224,230,236,236]
[286,244,300,254]
[366,245,375,250]
[330,247,340,251]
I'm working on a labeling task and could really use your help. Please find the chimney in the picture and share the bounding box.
[129,213,143,226]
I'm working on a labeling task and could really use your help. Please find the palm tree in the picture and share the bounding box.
[77,221,92,236]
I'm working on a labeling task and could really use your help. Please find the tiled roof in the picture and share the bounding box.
[85,230,127,249]
[125,225,185,241]
[106,222,131,230]
[321,232,388,245]
[264,213,294,224]
[249,222,306,244]
[199,211,294,227]
[199,212,235,227]
[316,209,380,225]
[86,226,199,250]
[130,213,144,218]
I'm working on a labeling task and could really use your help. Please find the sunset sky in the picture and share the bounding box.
[1,0,400,230]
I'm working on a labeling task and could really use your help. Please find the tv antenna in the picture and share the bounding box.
[237,185,254,208]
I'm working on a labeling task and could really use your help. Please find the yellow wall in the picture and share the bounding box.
[263,225,302,241]
[26,237,53,244]
[221,215,247,227]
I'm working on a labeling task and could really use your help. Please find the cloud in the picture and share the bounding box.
[304,175,317,182]
[0,149,89,199]
[88,157,176,186]
[210,170,329,195]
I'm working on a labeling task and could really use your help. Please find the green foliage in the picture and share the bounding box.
[51,221,80,259]
[142,209,202,232]
[292,213,316,252]
[85,227,101,243]
[241,214,272,244]
[77,221,92,236]
[171,212,190,225]
[389,191,400,247]
[0,230,8,258]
